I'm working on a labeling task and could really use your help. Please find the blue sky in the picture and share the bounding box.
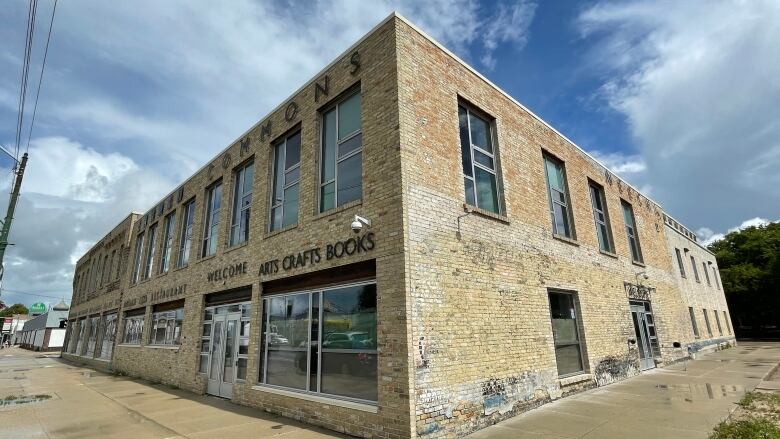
[0,0,778,307]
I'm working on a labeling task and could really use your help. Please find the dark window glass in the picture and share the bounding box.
[676,248,686,278]
[548,291,585,376]
[589,182,613,252]
[703,309,712,337]
[459,105,499,213]
[271,131,300,231]
[545,156,574,238]
[160,213,176,273]
[230,161,254,245]
[689,307,699,337]
[202,183,222,257]
[131,233,144,284]
[703,262,711,285]
[621,201,643,263]
[177,200,195,267]
[691,256,700,282]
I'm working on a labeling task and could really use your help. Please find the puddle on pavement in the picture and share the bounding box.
[655,383,744,403]
[0,393,54,408]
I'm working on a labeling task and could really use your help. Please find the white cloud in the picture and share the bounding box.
[480,1,538,70]
[697,217,777,245]
[577,1,780,233]
[589,150,647,175]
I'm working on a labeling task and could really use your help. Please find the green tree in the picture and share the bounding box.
[0,303,29,317]
[709,222,780,337]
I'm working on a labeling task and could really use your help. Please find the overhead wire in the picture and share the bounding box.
[25,0,58,155]
[14,0,38,166]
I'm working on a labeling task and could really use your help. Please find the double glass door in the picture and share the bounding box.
[206,313,239,398]
[630,300,659,371]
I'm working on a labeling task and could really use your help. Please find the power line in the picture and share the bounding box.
[15,0,38,164]
[25,0,58,154]
[0,288,67,301]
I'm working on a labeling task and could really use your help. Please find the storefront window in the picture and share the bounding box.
[260,282,377,402]
[85,316,99,357]
[76,318,88,355]
[122,314,145,345]
[100,313,118,360]
[150,308,183,346]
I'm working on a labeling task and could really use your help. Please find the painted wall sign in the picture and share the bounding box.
[624,282,655,301]
[124,284,187,308]
[207,262,248,284]
[259,232,375,277]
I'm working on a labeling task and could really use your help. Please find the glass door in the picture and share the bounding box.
[630,301,658,371]
[205,309,242,398]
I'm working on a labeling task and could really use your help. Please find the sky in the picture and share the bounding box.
[0,0,778,308]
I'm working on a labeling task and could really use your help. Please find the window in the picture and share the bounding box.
[548,291,586,376]
[122,313,145,345]
[270,131,301,231]
[149,306,184,346]
[202,182,222,257]
[131,232,145,284]
[260,282,377,402]
[713,267,721,290]
[101,255,109,286]
[320,91,363,212]
[459,105,500,213]
[689,307,699,338]
[108,250,116,283]
[230,161,254,245]
[100,313,117,360]
[160,213,176,273]
[621,201,643,263]
[675,248,686,278]
[237,304,251,380]
[545,155,575,238]
[703,309,712,337]
[714,310,723,336]
[143,223,158,280]
[177,200,195,267]
[588,181,613,252]
[115,245,123,280]
[723,311,731,334]
[691,256,700,282]
[76,318,88,354]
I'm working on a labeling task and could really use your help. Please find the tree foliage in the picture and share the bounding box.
[709,222,780,337]
[0,303,29,317]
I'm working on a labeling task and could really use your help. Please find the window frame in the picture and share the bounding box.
[270,130,301,231]
[149,308,184,346]
[131,232,145,284]
[588,180,614,252]
[121,314,145,345]
[688,306,699,338]
[143,222,158,280]
[318,88,363,213]
[177,199,195,268]
[675,248,686,278]
[702,309,712,337]
[621,200,643,263]
[459,103,502,214]
[690,256,700,283]
[544,154,576,239]
[202,181,223,258]
[714,310,723,336]
[547,290,587,377]
[230,160,254,245]
[703,262,711,285]
[160,212,176,274]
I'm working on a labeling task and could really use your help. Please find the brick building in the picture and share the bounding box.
[62,13,735,438]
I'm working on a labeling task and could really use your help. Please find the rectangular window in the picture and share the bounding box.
[122,314,145,345]
[75,318,87,354]
[85,316,99,357]
[149,307,184,346]
[177,200,195,267]
[713,267,721,290]
[100,313,117,360]
[703,262,711,285]
[202,182,222,257]
[100,255,109,286]
[260,282,377,402]
[588,181,613,252]
[714,310,723,336]
[689,306,699,338]
[545,155,575,239]
[160,213,176,273]
[723,311,731,334]
[691,256,700,282]
[621,201,643,263]
[230,161,254,245]
[143,223,157,280]
[459,105,500,213]
[131,232,145,284]
[320,91,362,212]
[270,131,301,231]
[548,291,586,376]
[703,309,712,337]
[108,250,116,283]
[675,248,686,278]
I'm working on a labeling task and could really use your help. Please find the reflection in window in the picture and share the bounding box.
[621,201,643,263]
[270,131,300,231]
[320,92,362,212]
[149,308,183,346]
[545,155,575,238]
[459,105,499,213]
[122,314,145,345]
[100,313,118,360]
[588,182,613,252]
[202,183,222,257]
[177,200,195,267]
[230,161,254,245]
[261,283,377,402]
[548,291,586,376]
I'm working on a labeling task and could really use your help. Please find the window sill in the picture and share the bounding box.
[463,204,510,224]
[599,249,618,259]
[198,254,217,264]
[117,344,141,348]
[313,199,362,221]
[552,234,579,247]
[225,241,249,254]
[252,385,378,413]
[264,223,298,240]
[172,263,189,273]
[146,345,180,350]
[558,373,593,387]
[631,260,646,268]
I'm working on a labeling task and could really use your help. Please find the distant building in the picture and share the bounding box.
[2,314,29,345]
[18,300,69,351]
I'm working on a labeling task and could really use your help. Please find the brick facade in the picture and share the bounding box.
[64,14,734,439]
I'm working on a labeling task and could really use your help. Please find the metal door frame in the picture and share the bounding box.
[630,300,656,370]
[205,308,242,398]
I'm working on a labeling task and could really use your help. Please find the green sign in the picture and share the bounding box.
[30,302,46,314]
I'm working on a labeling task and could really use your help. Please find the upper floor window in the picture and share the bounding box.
[703,262,711,285]
[713,267,721,289]
[160,212,176,274]
[688,307,699,338]
[230,161,254,245]
[202,182,222,257]
[143,223,158,280]
[690,255,700,282]
[675,248,686,277]
[621,201,643,263]
[320,91,362,212]
[270,130,301,231]
[131,232,145,284]
[544,155,575,239]
[177,200,195,267]
[588,181,613,252]
[459,104,499,213]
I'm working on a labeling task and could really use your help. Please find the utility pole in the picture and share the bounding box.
[0,151,28,300]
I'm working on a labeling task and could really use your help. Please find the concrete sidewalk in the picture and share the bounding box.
[0,348,347,438]
[466,342,780,439]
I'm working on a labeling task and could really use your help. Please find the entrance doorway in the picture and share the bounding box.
[202,303,250,398]
[630,300,659,371]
